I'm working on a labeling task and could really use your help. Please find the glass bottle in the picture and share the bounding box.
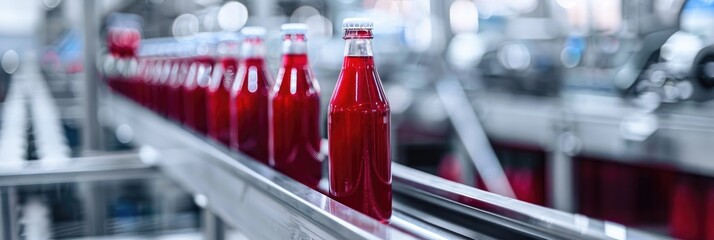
[230,27,272,164]
[208,33,240,145]
[167,43,190,123]
[183,36,216,134]
[154,49,172,117]
[106,14,142,95]
[328,18,391,222]
[270,23,322,189]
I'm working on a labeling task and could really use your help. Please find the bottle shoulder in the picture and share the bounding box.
[231,63,273,95]
[330,67,388,106]
[274,65,320,95]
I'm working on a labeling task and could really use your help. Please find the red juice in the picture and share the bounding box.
[208,56,238,145]
[167,59,189,123]
[130,57,148,103]
[105,60,121,93]
[183,56,214,134]
[134,57,147,105]
[144,58,158,110]
[119,57,139,98]
[230,28,272,163]
[149,58,160,112]
[328,19,391,222]
[270,25,322,189]
[670,176,703,239]
[705,183,714,240]
[154,59,171,116]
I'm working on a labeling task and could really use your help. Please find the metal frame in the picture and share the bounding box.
[0,153,157,187]
[81,0,103,152]
[0,187,19,240]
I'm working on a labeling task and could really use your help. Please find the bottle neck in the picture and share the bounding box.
[217,40,240,58]
[195,42,216,58]
[281,54,308,67]
[282,34,308,55]
[240,38,265,59]
[343,30,374,57]
[241,58,266,70]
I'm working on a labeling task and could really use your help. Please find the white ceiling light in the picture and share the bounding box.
[217,1,248,31]
[449,0,478,33]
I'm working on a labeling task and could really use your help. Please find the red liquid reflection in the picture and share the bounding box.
[328,56,391,222]
[230,57,272,164]
[270,53,321,189]
[207,57,238,145]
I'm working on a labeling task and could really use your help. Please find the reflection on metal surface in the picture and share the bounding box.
[605,222,627,240]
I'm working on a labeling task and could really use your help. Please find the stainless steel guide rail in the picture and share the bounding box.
[104,94,662,240]
[393,165,661,239]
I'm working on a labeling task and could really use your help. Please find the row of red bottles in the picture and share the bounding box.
[107,19,392,223]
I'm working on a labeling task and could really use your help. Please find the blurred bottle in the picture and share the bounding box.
[705,182,714,240]
[145,53,160,111]
[269,24,322,189]
[136,52,151,107]
[437,154,465,183]
[328,18,391,222]
[167,43,191,123]
[106,14,142,57]
[230,27,272,163]
[132,54,148,103]
[152,46,172,117]
[670,175,703,239]
[207,33,240,145]
[183,34,217,134]
[105,13,142,94]
[599,161,637,225]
